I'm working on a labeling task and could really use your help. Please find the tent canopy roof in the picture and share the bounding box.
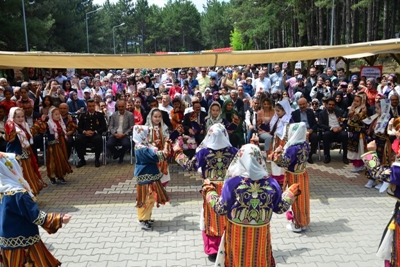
[1,39,400,69]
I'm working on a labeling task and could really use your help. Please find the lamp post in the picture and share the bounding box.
[86,7,103,53]
[113,23,125,54]
[22,0,35,51]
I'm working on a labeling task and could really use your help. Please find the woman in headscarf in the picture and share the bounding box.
[268,99,293,186]
[77,79,89,99]
[133,125,170,231]
[173,123,238,260]
[364,98,392,189]
[145,108,171,186]
[5,107,46,195]
[202,144,300,267]
[0,152,72,266]
[346,93,368,173]
[211,91,224,107]
[333,91,348,118]
[221,99,244,148]
[291,91,303,111]
[360,78,379,108]
[205,101,227,132]
[271,122,310,232]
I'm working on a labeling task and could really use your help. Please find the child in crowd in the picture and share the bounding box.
[145,108,171,186]
[1,89,16,115]
[243,77,254,97]
[133,125,169,231]
[205,101,226,132]
[347,93,368,172]
[46,107,73,185]
[41,95,54,116]
[170,98,184,130]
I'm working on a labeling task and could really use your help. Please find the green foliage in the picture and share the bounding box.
[0,0,398,54]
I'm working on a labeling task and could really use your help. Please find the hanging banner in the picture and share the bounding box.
[329,59,336,70]
[360,65,383,79]
[336,59,345,69]
[282,62,288,69]
[314,58,327,66]
[294,61,302,69]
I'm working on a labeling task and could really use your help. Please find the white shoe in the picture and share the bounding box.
[379,182,390,193]
[301,226,307,231]
[286,223,302,233]
[365,179,375,188]
[374,183,382,190]
[350,167,359,173]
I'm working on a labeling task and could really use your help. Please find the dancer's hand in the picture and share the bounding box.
[173,143,182,153]
[62,214,72,224]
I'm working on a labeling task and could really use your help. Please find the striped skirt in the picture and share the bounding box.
[46,136,72,179]
[0,240,61,267]
[21,148,46,195]
[203,181,226,237]
[217,220,275,267]
[283,170,310,228]
[136,180,169,208]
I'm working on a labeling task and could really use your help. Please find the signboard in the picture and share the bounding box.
[67,68,75,76]
[314,58,327,66]
[282,62,288,69]
[336,59,345,70]
[294,61,302,69]
[360,65,382,79]
[329,59,336,70]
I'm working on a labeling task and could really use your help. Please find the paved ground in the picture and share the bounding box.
[36,150,394,267]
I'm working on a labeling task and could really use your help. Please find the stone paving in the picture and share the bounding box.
[35,150,395,267]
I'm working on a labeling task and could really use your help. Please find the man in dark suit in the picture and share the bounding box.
[147,98,173,130]
[76,99,107,168]
[318,97,349,164]
[22,101,42,162]
[291,97,318,164]
[182,101,207,145]
[230,90,245,120]
[107,100,134,164]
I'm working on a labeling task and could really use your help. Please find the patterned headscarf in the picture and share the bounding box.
[47,107,67,140]
[205,101,223,131]
[225,144,268,180]
[283,122,307,153]
[0,152,34,198]
[196,123,232,152]
[132,125,149,149]
[6,107,33,149]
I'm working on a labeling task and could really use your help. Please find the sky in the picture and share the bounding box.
[92,0,208,12]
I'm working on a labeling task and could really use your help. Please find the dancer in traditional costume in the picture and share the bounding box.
[347,93,368,172]
[268,99,293,186]
[5,107,46,195]
[202,144,300,267]
[173,123,238,260]
[374,118,400,267]
[0,152,71,266]
[133,125,170,231]
[145,108,171,186]
[271,122,310,232]
[46,107,73,185]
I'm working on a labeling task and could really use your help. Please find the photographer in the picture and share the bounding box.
[310,76,331,103]
[47,80,65,107]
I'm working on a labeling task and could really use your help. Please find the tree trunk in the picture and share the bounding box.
[366,2,372,41]
[318,7,324,45]
[353,1,359,43]
[362,7,367,42]
[345,0,351,43]
[383,0,388,39]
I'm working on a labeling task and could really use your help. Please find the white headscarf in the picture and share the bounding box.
[269,99,292,139]
[145,108,169,143]
[132,125,150,149]
[205,101,223,131]
[196,123,232,152]
[0,152,34,198]
[7,107,33,149]
[283,122,307,153]
[47,107,67,140]
[225,144,268,181]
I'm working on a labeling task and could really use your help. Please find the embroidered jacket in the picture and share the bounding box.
[0,191,63,249]
[134,147,166,185]
[273,142,310,173]
[205,176,296,226]
[175,147,238,181]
